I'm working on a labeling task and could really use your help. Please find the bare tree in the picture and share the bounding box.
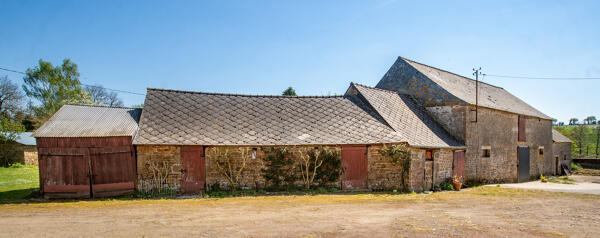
[297,147,325,190]
[84,84,124,107]
[207,147,250,190]
[0,76,24,118]
[145,160,171,192]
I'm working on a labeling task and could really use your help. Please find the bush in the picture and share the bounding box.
[439,182,454,191]
[9,162,25,168]
[540,174,548,183]
[312,148,342,186]
[261,147,297,190]
[571,162,582,171]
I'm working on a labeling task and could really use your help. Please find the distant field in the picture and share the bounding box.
[0,166,39,202]
[554,125,599,158]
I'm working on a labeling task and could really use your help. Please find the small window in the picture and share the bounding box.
[481,146,491,158]
[539,147,544,159]
[426,150,433,160]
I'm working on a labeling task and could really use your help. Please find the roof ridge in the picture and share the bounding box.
[398,56,504,89]
[64,104,139,110]
[351,82,398,94]
[147,87,345,98]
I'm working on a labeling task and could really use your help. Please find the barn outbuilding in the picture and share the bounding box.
[132,83,464,193]
[34,105,141,198]
[552,129,572,175]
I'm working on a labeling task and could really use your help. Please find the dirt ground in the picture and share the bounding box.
[1,187,599,238]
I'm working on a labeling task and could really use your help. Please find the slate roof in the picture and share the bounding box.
[133,88,464,148]
[552,129,572,143]
[14,132,36,145]
[34,105,141,138]
[350,83,462,147]
[379,57,552,120]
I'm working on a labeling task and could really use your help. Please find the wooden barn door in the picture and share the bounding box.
[181,146,205,193]
[341,146,368,190]
[518,146,530,183]
[452,150,465,181]
[89,146,136,197]
[38,148,91,199]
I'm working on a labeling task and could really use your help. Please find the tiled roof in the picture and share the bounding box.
[351,83,462,147]
[133,88,462,147]
[552,129,572,143]
[34,105,141,138]
[378,57,552,120]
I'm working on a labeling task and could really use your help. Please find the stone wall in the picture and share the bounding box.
[368,144,455,192]
[554,142,572,172]
[136,145,183,192]
[23,146,38,166]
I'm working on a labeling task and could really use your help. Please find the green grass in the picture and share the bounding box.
[549,176,576,184]
[0,165,39,202]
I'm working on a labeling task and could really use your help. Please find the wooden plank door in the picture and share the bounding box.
[181,145,205,193]
[341,146,368,190]
[453,150,465,181]
[89,146,136,197]
[517,146,530,183]
[39,148,91,199]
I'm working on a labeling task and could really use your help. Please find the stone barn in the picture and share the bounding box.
[552,129,572,175]
[133,83,464,193]
[376,56,554,183]
[34,105,141,198]
[0,132,38,166]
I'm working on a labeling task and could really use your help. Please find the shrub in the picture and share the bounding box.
[9,162,24,168]
[261,147,296,190]
[439,182,454,191]
[571,162,582,171]
[312,147,342,186]
[540,174,548,183]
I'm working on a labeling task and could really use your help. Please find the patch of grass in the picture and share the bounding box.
[549,176,576,184]
[571,162,582,171]
[0,166,39,202]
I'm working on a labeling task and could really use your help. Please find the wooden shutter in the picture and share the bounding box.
[518,116,526,142]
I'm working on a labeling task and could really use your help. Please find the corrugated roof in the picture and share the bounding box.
[13,132,36,145]
[552,129,572,143]
[133,87,462,147]
[34,105,141,138]
[351,83,462,148]
[377,57,552,120]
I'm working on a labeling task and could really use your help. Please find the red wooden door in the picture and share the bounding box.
[181,145,205,193]
[453,150,465,181]
[39,147,91,199]
[341,146,368,190]
[89,146,136,197]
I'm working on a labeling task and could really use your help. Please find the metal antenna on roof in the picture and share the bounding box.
[472,67,482,123]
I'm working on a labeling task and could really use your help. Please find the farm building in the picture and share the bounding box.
[132,83,465,193]
[0,132,38,166]
[376,56,555,183]
[552,129,572,174]
[34,105,141,198]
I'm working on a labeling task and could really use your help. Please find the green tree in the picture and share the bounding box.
[584,116,597,125]
[569,118,579,125]
[22,59,92,120]
[282,87,297,96]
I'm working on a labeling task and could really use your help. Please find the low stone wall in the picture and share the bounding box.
[573,159,600,170]
[23,146,38,166]
[136,145,183,192]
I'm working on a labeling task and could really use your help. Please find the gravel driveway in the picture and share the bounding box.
[497,175,600,195]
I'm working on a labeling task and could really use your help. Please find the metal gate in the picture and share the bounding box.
[181,145,206,193]
[39,148,91,198]
[39,143,136,198]
[518,146,530,183]
[453,150,465,180]
[341,146,368,190]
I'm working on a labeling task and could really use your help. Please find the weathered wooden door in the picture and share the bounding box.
[452,150,465,180]
[89,146,136,197]
[518,146,530,182]
[181,145,206,193]
[341,146,368,190]
[39,148,91,199]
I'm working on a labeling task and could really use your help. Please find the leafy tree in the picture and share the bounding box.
[584,116,597,125]
[84,84,124,107]
[570,125,590,158]
[569,118,579,125]
[282,87,297,96]
[22,59,92,120]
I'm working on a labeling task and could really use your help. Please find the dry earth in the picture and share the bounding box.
[1,187,599,238]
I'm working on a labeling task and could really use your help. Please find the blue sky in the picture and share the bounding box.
[1,0,598,123]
